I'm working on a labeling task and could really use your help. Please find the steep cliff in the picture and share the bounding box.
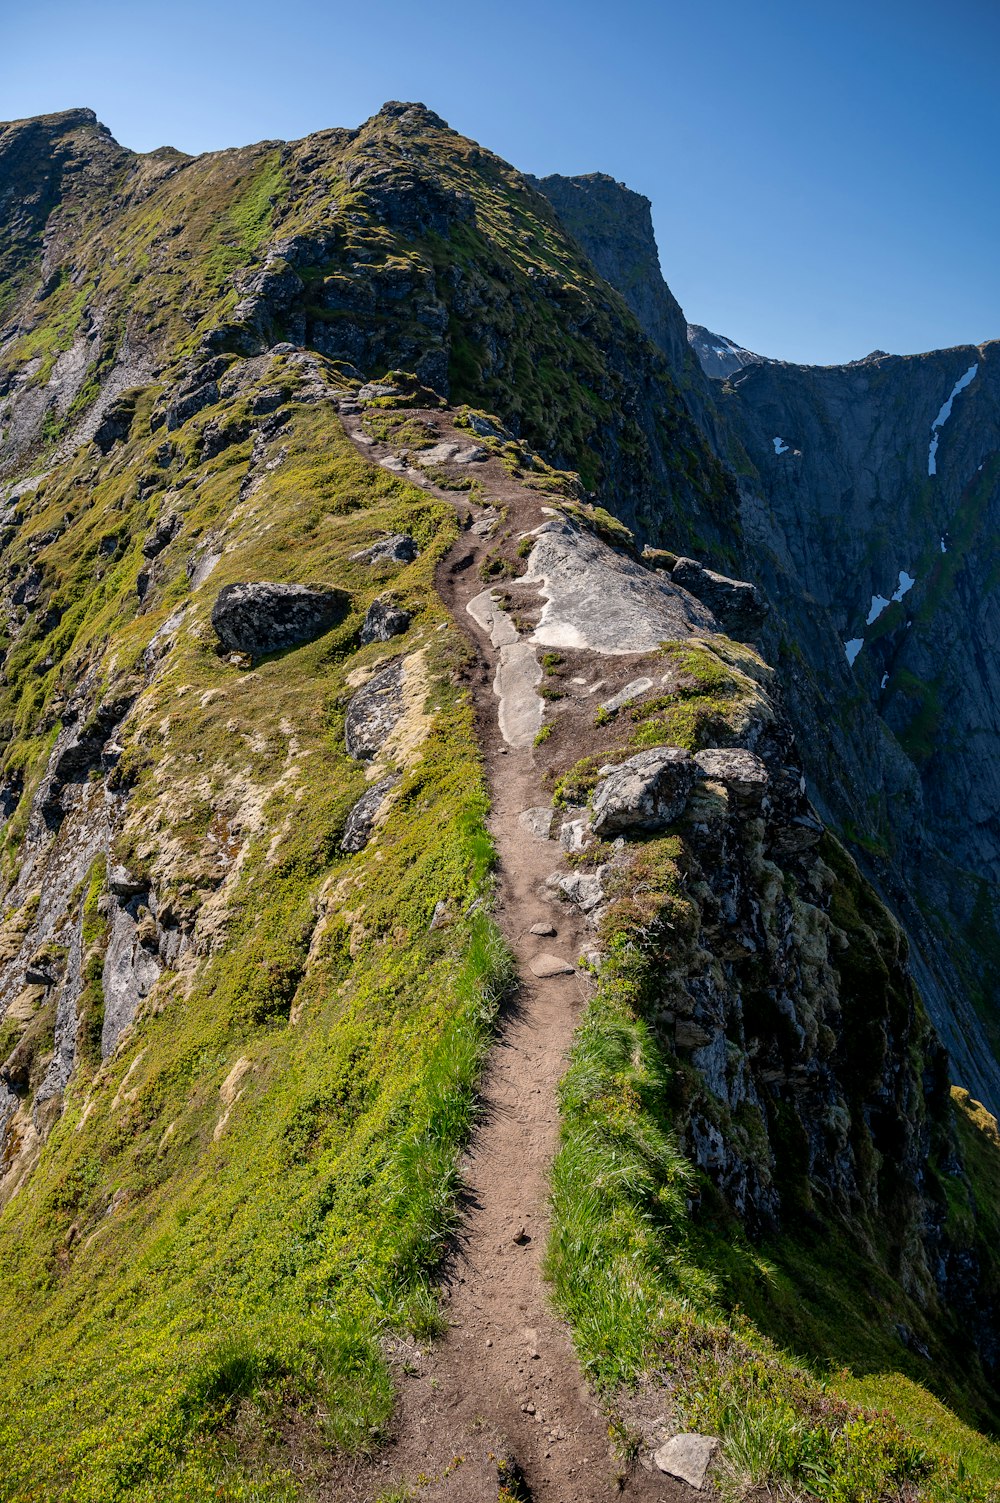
[536,173,1000,1118]
[0,102,998,1503]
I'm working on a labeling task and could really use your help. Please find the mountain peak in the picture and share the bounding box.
[370,100,452,131]
[687,322,771,378]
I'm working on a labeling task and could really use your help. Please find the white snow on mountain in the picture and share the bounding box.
[928,364,978,475]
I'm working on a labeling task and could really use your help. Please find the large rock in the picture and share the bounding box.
[360,597,410,645]
[341,775,399,853]
[211,581,348,659]
[350,533,418,566]
[345,659,405,761]
[590,748,695,836]
[671,556,767,634]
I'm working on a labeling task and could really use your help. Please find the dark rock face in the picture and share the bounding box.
[141,512,180,560]
[38,694,134,831]
[552,172,1000,1114]
[591,748,696,836]
[92,390,139,453]
[530,172,691,375]
[671,556,768,635]
[340,774,399,853]
[211,582,348,659]
[724,344,1000,1108]
[359,597,410,645]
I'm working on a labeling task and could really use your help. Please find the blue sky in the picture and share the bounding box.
[4,0,998,364]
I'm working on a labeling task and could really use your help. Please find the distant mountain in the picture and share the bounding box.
[687,320,772,378]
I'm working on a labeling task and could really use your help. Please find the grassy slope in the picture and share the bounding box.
[0,361,515,1500]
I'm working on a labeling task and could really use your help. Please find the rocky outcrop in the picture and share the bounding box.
[591,748,696,836]
[360,597,410,644]
[670,556,768,636]
[351,534,419,567]
[211,581,349,659]
[101,892,161,1057]
[344,658,405,761]
[341,775,399,853]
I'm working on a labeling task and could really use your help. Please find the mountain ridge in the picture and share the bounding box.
[0,100,998,1501]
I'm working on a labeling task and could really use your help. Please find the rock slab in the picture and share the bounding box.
[653,1432,719,1488]
[341,775,399,853]
[345,659,405,761]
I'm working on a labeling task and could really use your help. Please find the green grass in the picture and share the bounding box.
[0,366,516,1500]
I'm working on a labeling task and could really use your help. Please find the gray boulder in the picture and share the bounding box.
[211,581,348,659]
[341,775,399,853]
[591,747,696,836]
[360,597,411,645]
[694,747,769,806]
[671,556,767,634]
[345,658,405,761]
[351,533,419,566]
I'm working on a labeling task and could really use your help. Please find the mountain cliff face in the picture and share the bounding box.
[0,102,999,1502]
[535,174,1000,1118]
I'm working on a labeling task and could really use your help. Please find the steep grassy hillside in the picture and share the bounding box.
[0,347,517,1499]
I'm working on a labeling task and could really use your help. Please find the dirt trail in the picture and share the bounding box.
[328,403,697,1502]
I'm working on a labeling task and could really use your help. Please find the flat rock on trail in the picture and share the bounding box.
[326,400,702,1502]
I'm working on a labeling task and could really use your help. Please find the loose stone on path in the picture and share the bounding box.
[529,953,574,977]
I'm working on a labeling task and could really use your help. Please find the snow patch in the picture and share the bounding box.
[773,436,790,455]
[940,536,948,553]
[880,672,889,689]
[844,638,864,667]
[928,363,978,475]
[864,570,914,626]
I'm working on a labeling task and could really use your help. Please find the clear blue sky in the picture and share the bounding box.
[4,0,998,364]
